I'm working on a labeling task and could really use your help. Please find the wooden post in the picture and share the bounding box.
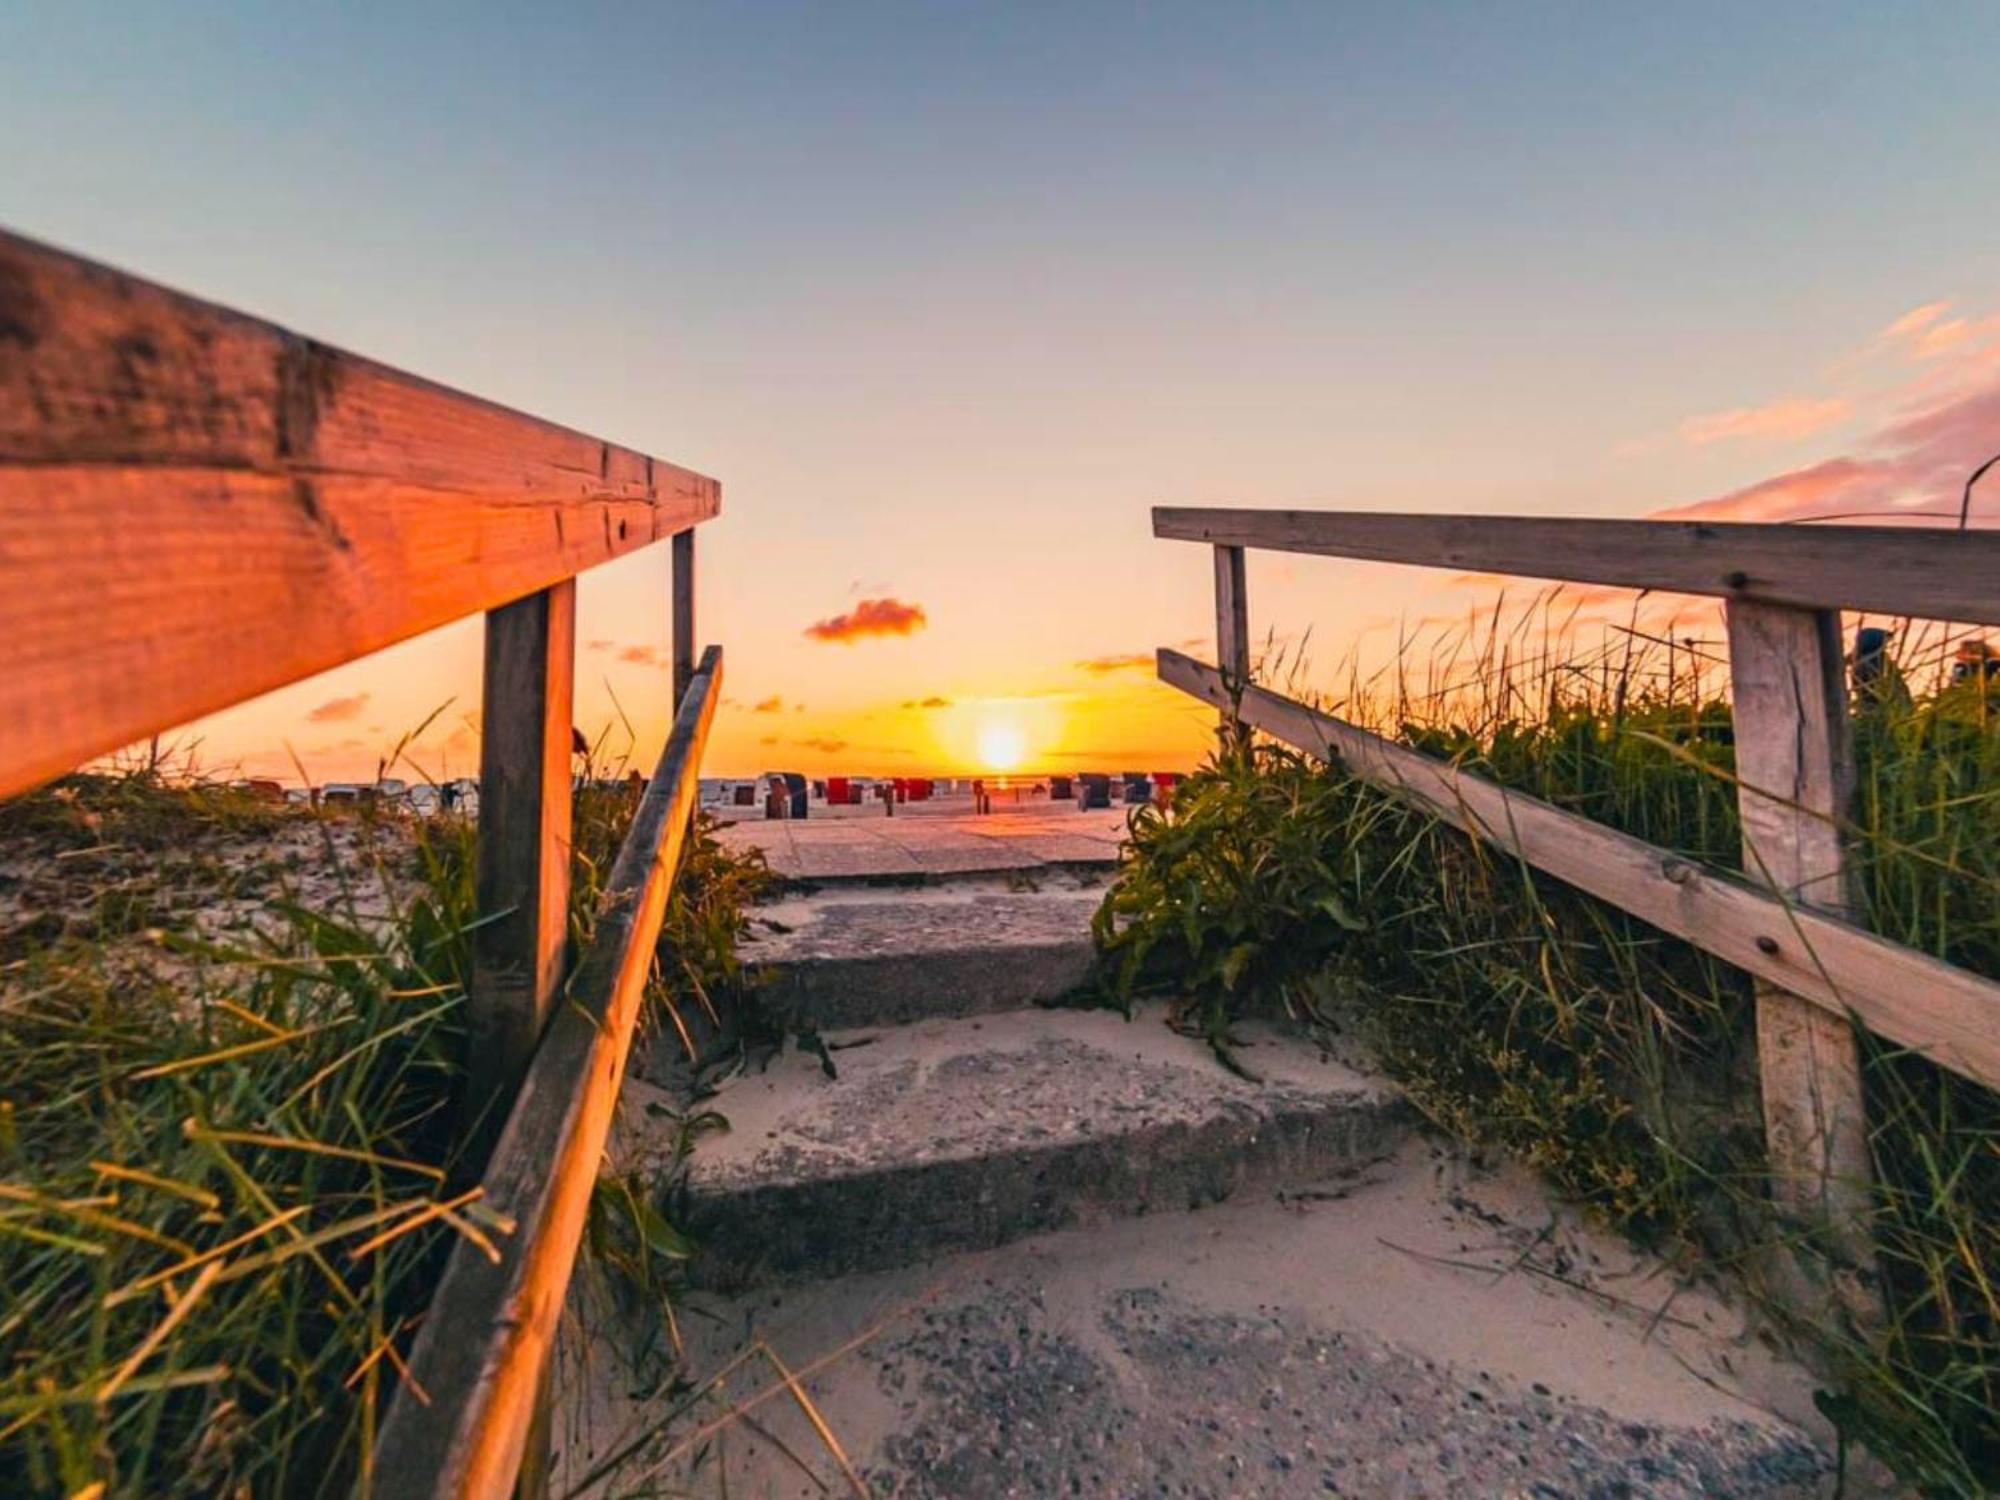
[1724,601,1878,1329]
[1214,544,1249,751]
[470,581,574,1500]
[471,581,577,1121]
[672,528,696,706]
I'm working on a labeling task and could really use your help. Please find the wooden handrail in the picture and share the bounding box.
[1154,507,2000,626]
[372,645,724,1499]
[1160,648,2000,1094]
[6,224,729,1490]
[1159,505,2000,1330]
[0,228,720,798]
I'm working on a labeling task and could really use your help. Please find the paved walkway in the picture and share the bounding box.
[713,805,1129,881]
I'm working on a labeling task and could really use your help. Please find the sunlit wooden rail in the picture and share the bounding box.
[375,647,722,1499]
[0,227,723,1497]
[1156,505,2000,1318]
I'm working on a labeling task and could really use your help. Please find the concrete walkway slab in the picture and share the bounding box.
[716,806,1129,883]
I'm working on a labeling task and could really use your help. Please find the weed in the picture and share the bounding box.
[1094,610,2000,1495]
[0,769,769,1496]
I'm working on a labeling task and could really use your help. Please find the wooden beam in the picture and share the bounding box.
[1154,508,2000,627]
[373,646,723,1500]
[1156,649,2000,1094]
[0,228,719,799]
[469,582,577,1127]
[672,528,696,706]
[1214,543,1249,749]
[1725,602,1878,1324]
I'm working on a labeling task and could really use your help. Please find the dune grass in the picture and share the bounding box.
[0,767,769,1497]
[1094,605,2000,1496]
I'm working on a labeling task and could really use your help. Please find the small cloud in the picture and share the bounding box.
[1075,652,1156,675]
[795,736,849,753]
[804,597,927,643]
[307,693,371,724]
[753,696,784,714]
[618,644,664,667]
[585,639,617,654]
[1677,396,1853,446]
[1914,318,1973,358]
[901,695,951,709]
[1884,301,1951,339]
[758,734,779,746]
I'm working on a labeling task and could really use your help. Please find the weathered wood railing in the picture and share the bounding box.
[0,227,723,1497]
[1156,506,2000,1316]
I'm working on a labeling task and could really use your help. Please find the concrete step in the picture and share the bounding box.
[558,1140,1849,1499]
[736,875,1106,1030]
[645,1005,1412,1289]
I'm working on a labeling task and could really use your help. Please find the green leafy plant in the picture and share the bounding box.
[1093,611,2000,1495]
[0,767,773,1497]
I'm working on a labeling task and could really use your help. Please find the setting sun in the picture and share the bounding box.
[975,720,1027,771]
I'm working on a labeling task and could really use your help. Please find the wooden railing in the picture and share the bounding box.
[0,227,723,1497]
[1156,506,2000,1312]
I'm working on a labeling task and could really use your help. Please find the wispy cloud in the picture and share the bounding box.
[753,695,784,713]
[1662,297,2000,527]
[901,695,951,709]
[1885,300,1952,340]
[307,693,370,724]
[1075,652,1156,675]
[1659,387,2000,528]
[1678,395,1852,446]
[1442,305,2000,645]
[585,638,664,667]
[795,736,850,753]
[804,597,928,643]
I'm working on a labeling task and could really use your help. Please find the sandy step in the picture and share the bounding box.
[652,1006,1412,1288]
[558,1140,1854,1499]
[737,876,1106,1029]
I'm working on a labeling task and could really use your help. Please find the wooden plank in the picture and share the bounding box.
[1157,648,2000,1093]
[1725,602,1877,1322]
[1214,543,1249,749]
[470,581,580,1500]
[673,527,696,705]
[0,228,719,799]
[1214,544,1249,682]
[1154,508,2000,627]
[373,646,723,1500]
[469,582,577,1127]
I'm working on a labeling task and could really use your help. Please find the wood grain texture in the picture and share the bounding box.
[1154,508,2000,627]
[469,582,576,1125]
[1213,543,1250,749]
[1213,544,1248,682]
[0,228,719,798]
[1725,602,1877,1320]
[672,527,696,705]
[373,646,723,1500]
[1157,649,2000,1094]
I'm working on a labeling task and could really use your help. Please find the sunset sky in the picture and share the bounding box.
[4,3,1998,779]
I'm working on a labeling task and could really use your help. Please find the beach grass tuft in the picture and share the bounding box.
[1094,602,2000,1496]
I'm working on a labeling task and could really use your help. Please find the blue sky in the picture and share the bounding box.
[5,2,1998,775]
